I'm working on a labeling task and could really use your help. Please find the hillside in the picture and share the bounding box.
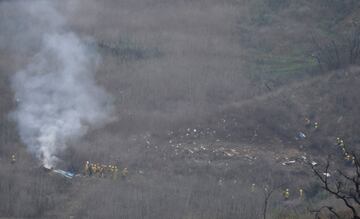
[1,0,360,218]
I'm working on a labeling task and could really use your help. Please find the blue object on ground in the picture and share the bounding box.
[53,169,75,179]
[298,132,306,139]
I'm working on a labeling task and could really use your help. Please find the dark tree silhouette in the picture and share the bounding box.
[310,153,360,219]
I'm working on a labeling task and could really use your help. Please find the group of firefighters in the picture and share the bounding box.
[84,161,128,180]
[268,117,355,201]
[9,154,129,180]
[251,184,304,200]
[304,116,356,164]
[282,188,304,200]
[304,117,318,130]
[336,137,355,164]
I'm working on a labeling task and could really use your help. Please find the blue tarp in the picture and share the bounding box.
[53,169,75,179]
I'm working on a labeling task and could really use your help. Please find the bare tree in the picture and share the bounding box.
[310,153,360,219]
[263,185,275,219]
[262,178,284,219]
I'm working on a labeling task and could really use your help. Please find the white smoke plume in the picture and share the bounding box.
[10,1,113,168]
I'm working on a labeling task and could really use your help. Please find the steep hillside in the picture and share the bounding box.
[1,0,360,218]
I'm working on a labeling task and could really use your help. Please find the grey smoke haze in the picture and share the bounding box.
[10,1,113,168]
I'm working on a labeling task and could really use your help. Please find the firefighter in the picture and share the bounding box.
[299,188,304,198]
[251,183,256,192]
[113,166,118,180]
[122,167,128,179]
[88,163,93,176]
[96,163,101,177]
[345,153,351,160]
[99,165,105,178]
[336,137,341,145]
[345,153,354,166]
[342,147,346,153]
[92,164,97,176]
[339,139,345,147]
[314,122,319,130]
[105,165,109,177]
[107,165,112,178]
[109,165,114,178]
[11,154,16,164]
[91,163,97,176]
[84,161,90,176]
[283,189,290,200]
[305,118,311,128]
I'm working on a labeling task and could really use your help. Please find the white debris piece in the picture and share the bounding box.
[230,149,239,155]
[224,151,233,157]
[311,161,318,166]
[282,160,296,165]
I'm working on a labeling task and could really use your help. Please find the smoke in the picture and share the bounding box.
[9,1,113,168]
